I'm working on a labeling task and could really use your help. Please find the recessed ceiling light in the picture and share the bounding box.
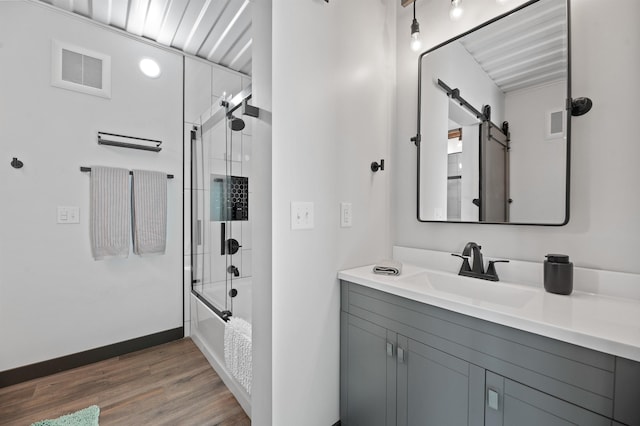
[139,58,161,78]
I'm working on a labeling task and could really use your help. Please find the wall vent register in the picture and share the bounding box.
[51,40,111,98]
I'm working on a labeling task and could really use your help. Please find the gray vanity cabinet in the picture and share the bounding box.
[340,280,639,426]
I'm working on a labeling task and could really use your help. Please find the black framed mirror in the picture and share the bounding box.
[416,0,570,225]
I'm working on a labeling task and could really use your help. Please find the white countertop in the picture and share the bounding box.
[339,264,640,362]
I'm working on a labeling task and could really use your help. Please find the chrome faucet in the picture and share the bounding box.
[452,242,509,281]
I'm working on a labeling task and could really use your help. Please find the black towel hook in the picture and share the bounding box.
[371,159,385,172]
[11,157,23,169]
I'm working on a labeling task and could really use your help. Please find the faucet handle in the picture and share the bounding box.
[486,260,509,280]
[451,253,472,272]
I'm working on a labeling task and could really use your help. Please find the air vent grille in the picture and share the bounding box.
[61,49,103,89]
[52,40,111,98]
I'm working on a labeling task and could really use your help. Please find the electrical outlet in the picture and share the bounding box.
[341,202,352,227]
[291,202,314,230]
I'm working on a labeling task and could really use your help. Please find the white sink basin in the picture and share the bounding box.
[398,270,537,308]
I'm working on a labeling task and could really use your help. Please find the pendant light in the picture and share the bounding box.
[449,0,464,20]
[410,0,422,52]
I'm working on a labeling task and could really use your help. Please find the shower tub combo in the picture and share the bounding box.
[189,87,257,415]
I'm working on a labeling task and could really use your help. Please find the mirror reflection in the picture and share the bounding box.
[417,0,569,224]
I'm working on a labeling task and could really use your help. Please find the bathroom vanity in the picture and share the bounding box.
[338,262,640,426]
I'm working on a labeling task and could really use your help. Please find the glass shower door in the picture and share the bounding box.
[191,110,247,320]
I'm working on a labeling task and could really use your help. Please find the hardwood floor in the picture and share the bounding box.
[0,338,250,425]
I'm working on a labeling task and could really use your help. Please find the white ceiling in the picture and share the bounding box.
[39,0,253,75]
[460,0,567,93]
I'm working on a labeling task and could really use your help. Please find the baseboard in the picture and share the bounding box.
[0,327,184,388]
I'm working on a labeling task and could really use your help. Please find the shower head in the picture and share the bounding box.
[228,116,245,131]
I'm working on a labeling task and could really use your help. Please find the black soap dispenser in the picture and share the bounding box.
[544,254,573,295]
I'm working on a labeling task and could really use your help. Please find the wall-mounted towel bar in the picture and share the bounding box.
[80,167,174,179]
[98,132,162,152]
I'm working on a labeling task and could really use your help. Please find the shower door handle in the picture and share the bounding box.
[220,223,226,255]
[197,220,202,246]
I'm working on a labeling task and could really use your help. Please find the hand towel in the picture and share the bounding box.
[132,169,167,255]
[373,260,403,276]
[90,166,131,260]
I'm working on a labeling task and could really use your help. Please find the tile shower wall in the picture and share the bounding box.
[183,56,251,332]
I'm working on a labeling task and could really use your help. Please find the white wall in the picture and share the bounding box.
[395,0,640,274]
[507,80,567,223]
[0,2,183,370]
[271,0,395,424]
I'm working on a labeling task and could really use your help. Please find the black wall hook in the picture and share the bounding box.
[11,157,23,169]
[371,159,385,172]
[571,97,593,116]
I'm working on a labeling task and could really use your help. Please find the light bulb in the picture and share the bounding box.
[139,58,161,78]
[411,31,422,52]
[410,1,422,52]
[449,0,463,20]
[410,17,422,52]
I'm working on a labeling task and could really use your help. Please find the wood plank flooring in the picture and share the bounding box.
[0,338,250,425]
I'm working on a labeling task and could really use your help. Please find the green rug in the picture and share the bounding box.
[31,405,100,426]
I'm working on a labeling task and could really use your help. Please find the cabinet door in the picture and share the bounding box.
[341,312,397,426]
[485,371,612,426]
[396,336,485,426]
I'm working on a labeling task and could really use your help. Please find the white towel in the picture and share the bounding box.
[132,170,167,255]
[373,259,403,276]
[90,166,131,260]
[224,317,252,395]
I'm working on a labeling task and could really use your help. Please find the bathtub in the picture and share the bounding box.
[190,278,252,417]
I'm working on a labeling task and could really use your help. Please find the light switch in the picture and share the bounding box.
[291,202,314,230]
[57,206,80,224]
[340,202,352,228]
[487,388,499,411]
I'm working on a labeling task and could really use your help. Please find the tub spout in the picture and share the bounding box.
[227,265,240,277]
